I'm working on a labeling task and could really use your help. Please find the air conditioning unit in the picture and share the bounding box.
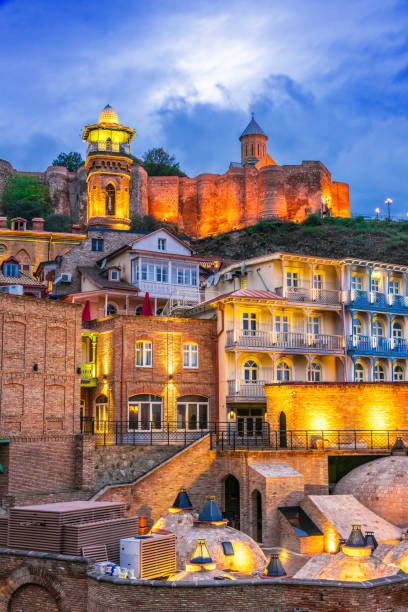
[224,272,233,281]
[0,285,23,295]
[120,533,176,579]
[54,273,72,285]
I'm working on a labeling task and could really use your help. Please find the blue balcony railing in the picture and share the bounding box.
[347,335,408,357]
[346,290,408,312]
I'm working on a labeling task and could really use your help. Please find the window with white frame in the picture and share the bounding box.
[355,362,365,382]
[389,279,401,295]
[374,362,385,381]
[243,360,258,383]
[373,320,384,337]
[171,264,198,286]
[135,340,152,367]
[275,315,289,334]
[351,275,362,290]
[277,361,291,382]
[394,365,404,381]
[95,395,108,434]
[128,394,162,430]
[353,318,363,336]
[313,274,323,289]
[140,261,169,283]
[392,321,403,339]
[242,312,257,335]
[183,342,198,368]
[308,361,321,382]
[109,269,119,281]
[307,316,320,335]
[158,238,167,251]
[371,277,381,293]
[176,395,208,430]
[286,271,299,287]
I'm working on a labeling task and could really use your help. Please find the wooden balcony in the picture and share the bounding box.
[226,329,344,353]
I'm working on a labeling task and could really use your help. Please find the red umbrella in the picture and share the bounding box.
[82,299,91,322]
[141,292,153,316]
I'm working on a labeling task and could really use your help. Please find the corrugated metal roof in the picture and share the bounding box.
[196,288,283,308]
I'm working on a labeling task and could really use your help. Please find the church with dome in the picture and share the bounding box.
[0,104,351,238]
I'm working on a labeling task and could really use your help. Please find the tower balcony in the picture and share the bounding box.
[346,334,408,358]
[87,142,131,155]
[226,329,344,353]
[81,363,97,387]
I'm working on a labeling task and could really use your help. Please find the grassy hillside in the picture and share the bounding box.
[193,216,408,265]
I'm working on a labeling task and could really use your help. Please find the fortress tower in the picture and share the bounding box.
[82,105,135,230]
[240,114,271,166]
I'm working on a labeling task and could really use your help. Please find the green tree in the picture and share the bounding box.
[130,214,161,232]
[52,152,84,172]
[43,214,73,233]
[1,174,53,222]
[142,148,186,177]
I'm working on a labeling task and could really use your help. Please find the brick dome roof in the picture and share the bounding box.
[334,456,408,528]
[98,104,119,124]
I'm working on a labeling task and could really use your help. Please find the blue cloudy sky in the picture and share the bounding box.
[1,0,408,217]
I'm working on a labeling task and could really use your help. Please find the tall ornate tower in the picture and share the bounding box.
[82,105,135,230]
[239,113,268,165]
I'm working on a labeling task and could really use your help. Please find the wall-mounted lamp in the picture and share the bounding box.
[102,374,108,383]
[228,409,236,420]
[33,363,38,372]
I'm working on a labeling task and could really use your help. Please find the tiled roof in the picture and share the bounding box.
[240,115,267,139]
[196,288,283,308]
[0,271,44,287]
[78,267,139,292]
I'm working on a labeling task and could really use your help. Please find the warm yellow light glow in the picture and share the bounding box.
[280,551,288,559]
[168,508,182,514]
[327,539,337,553]
[341,545,371,558]
[185,562,217,572]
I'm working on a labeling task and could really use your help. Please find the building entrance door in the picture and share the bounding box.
[236,407,264,438]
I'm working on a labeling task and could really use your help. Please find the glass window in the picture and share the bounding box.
[136,340,152,367]
[373,320,384,337]
[392,321,403,338]
[106,303,117,315]
[110,270,119,281]
[313,274,322,289]
[128,394,162,430]
[243,360,258,382]
[286,271,298,287]
[394,365,404,381]
[374,362,385,381]
[353,318,362,336]
[355,363,365,382]
[3,263,19,277]
[171,264,198,286]
[242,312,257,335]
[308,362,321,382]
[177,396,208,430]
[91,238,104,252]
[389,280,400,295]
[183,343,198,368]
[371,278,380,293]
[106,184,115,215]
[277,362,291,382]
[351,275,362,290]
[156,265,168,283]
[158,238,166,251]
[275,315,289,333]
[95,395,108,434]
[307,316,320,335]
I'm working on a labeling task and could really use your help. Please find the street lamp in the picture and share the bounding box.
[375,207,380,219]
[385,198,393,220]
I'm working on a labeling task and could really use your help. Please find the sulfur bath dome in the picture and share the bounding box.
[334,456,408,528]
[152,509,266,572]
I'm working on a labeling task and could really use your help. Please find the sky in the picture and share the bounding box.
[1,0,408,217]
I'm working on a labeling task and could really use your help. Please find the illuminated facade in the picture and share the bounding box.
[82,105,135,230]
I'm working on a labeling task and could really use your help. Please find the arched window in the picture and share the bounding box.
[224,475,240,529]
[374,362,385,382]
[243,360,258,383]
[135,305,143,316]
[373,320,384,337]
[277,361,291,382]
[251,489,262,542]
[105,184,116,215]
[95,394,108,434]
[353,318,362,336]
[106,137,112,151]
[106,303,117,316]
[308,361,321,382]
[177,395,208,430]
[355,362,365,382]
[183,343,198,368]
[128,394,162,430]
[392,321,403,339]
[245,144,248,156]
[251,144,254,156]
[394,364,404,381]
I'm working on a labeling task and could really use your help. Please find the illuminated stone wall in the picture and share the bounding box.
[265,382,408,431]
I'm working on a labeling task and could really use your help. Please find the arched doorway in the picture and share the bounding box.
[8,584,59,611]
[224,475,240,529]
[251,489,262,542]
[279,411,287,448]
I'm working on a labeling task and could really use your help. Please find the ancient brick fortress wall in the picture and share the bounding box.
[0,157,350,238]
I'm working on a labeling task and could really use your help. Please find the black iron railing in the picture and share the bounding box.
[80,417,408,451]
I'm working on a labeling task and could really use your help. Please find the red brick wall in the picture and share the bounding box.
[8,584,59,612]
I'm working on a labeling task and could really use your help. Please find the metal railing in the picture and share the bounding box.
[87,142,131,154]
[227,380,271,397]
[346,290,408,310]
[226,329,343,352]
[275,285,341,305]
[347,335,408,357]
[81,363,95,378]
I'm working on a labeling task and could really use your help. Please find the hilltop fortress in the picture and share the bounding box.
[0,106,350,238]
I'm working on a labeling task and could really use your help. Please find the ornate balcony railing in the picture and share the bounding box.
[346,290,408,311]
[227,379,272,398]
[226,329,344,352]
[80,363,97,387]
[87,142,131,154]
[347,335,408,357]
[132,280,200,302]
[275,285,341,305]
